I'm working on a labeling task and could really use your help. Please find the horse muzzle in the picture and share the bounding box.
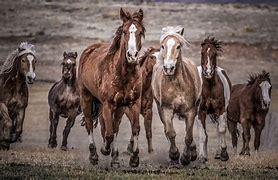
[163,64,175,76]
[262,99,271,109]
[26,73,36,84]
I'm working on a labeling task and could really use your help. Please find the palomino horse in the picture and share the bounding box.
[0,42,37,150]
[152,26,202,165]
[113,47,159,154]
[196,37,231,163]
[228,71,271,156]
[78,8,145,167]
[48,52,80,151]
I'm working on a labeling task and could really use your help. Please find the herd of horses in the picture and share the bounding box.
[0,8,272,168]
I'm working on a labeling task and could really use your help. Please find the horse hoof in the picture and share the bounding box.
[214,149,221,159]
[148,148,154,154]
[48,142,57,149]
[101,147,111,156]
[129,155,139,168]
[180,153,191,166]
[10,133,17,143]
[244,151,251,156]
[220,147,229,161]
[169,149,180,161]
[0,141,10,151]
[197,155,208,164]
[61,146,68,151]
[89,155,98,165]
[110,160,120,168]
[190,146,197,161]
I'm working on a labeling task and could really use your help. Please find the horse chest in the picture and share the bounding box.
[59,87,79,109]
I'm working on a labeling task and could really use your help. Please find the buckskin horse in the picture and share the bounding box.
[0,42,37,150]
[78,8,145,167]
[196,37,231,163]
[227,71,271,156]
[152,26,202,165]
[113,47,159,154]
[48,52,80,151]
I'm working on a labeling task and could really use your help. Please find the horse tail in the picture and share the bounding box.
[80,98,101,128]
[227,112,239,138]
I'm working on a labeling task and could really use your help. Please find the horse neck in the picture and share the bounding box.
[249,83,261,106]
[62,73,77,87]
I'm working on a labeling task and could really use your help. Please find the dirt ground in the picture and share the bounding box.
[0,0,278,179]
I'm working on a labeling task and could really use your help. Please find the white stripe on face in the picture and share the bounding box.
[165,38,175,63]
[66,59,72,64]
[206,48,212,74]
[27,54,36,79]
[128,24,137,56]
[260,81,271,105]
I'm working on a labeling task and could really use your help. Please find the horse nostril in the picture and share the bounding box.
[127,52,131,57]
[170,66,175,71]
[135,51,138,57]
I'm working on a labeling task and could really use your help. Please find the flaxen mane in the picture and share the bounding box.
[201,37,223,55]
[247,70,270,86]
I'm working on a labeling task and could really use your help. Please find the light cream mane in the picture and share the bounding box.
[0,42,36,74]
[160,25,190,48]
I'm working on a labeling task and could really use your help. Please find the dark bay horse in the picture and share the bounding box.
[197,37,231,163]
[0,42,37,150]
[78,8,145,167]
[228,71,271,156]
[48,52,80,151]
[113,47,159,154]
[152,26,202,165]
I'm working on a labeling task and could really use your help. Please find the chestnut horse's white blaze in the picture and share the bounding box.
[260,81,271,109]
[26,54,36,79]
[127,23,138,62]
[206,48,212,75]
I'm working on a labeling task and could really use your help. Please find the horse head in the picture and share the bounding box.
[62,51,77,80]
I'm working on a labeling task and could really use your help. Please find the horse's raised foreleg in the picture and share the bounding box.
[0,103,12,150]
[100,102,114,156]
[240,119,251,156]
[197,111,208,163]
[48,109,59,148]
[127,102,141,167]
[215,113,229,161]
[11,108,26,143]
[80,91,98,165]
[61,110,77,151]
[181,108,197,166]
[157,105,179,163]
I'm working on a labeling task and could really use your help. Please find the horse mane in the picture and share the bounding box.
[139,47,156,67]
[0,42,36,74]
[247,70,270,86]
[201,37,223,55]
[160,26,190,48]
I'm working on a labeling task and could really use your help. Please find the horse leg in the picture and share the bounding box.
[254,122,265,152]
[48,109,59,148]
[228,119,238,154]
[110,108,123,168]
[61,110,77,151]
[197,111,208,163]
[80,90,98,165]
[143,108,153,153]
[0,103,12,150]
[157,105,179,163]
[127,102,141,168]
[240,120,251,156]
[11,108,26,143]
[181,108,196,166]
[215,113,229,161]
[100,102,114,156]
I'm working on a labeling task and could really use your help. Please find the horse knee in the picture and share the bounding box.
[166,130,176,139]
[218,122,227,134]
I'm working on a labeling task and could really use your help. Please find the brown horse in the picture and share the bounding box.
[0,42,37,150]
[78,8,145,167]
[48,52,80,151]
[152,26,202,165]
[112,47,159,154]
[196,37,231,163]
[227,71,271,156]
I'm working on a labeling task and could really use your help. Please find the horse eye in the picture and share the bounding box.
[34,60,37,64]
[177,45,181,49]
[161,45,164,50]
[21,59,26,63]
[123,31,127,35]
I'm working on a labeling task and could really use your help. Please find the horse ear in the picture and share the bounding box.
[63,52,67,58]
[180,28,184,36]
[136,9,144,22]
[120,8,129,23]
[74,52,78,58]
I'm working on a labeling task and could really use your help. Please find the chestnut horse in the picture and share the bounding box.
[78,8,145,167]
[0,42,37,150]
[227,71,271,156]
[48,52,80,151]
[152,26,202,165]
[196,37,231,163]
[113,47,159,154]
